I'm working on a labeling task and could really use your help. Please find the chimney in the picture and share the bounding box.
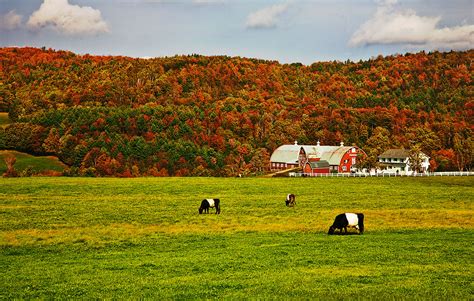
[317,140,320,146]
[340,141,344,147]
[294,141,298,145]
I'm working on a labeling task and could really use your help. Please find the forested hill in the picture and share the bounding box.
[0,47,472,176]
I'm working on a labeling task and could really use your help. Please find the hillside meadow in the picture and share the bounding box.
[0,176,473,299]
[0,151,66,175]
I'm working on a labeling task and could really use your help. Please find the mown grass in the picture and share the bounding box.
[0,150,66,174]
[0,177,473,299]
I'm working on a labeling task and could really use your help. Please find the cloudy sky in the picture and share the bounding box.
[0,0,472,64]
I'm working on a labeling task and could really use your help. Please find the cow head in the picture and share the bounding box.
[198,207,203,214]
[328,226,335,235]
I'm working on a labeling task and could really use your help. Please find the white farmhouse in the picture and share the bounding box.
[378,149,430,175]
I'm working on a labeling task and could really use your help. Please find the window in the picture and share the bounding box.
[352,158,356,164]
[342,166,347,171]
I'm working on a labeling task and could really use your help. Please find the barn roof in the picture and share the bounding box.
[270,143,357,165]
[307,160,330,168]
[306,145,354,165]
[269,144,315,164]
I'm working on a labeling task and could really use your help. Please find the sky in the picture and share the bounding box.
[0,0,473,64]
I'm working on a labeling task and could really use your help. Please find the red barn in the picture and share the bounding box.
[303,159,330,174]
[270,141,366,174]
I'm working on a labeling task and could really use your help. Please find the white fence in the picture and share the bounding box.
[290,171,474,178]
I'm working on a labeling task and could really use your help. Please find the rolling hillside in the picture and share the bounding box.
[0,150,66,175]
[0,47,472,176]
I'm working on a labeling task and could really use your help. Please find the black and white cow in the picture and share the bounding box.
[199,198,221,214]
[328,213,364,235]
[285,194,296,207]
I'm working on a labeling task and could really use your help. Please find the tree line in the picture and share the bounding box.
[0,47,472,176]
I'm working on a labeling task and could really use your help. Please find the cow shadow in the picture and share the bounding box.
[329,231,362,236]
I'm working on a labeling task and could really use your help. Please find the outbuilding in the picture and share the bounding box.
[270,141,366,174]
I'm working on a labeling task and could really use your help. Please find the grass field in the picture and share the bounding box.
[0,150,67,175]
[1,177,473,299]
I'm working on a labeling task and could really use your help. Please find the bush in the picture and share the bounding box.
[19,166,34,177]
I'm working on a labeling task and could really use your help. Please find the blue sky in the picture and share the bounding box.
[0,0,472,64]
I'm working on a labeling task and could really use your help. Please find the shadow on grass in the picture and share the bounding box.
[327,231,363,236]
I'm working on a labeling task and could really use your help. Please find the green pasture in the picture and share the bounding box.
[1,177,473,299]
[0,150,66,174]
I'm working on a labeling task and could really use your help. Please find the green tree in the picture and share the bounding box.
[408,145,424,173]
[453,133,474,171]
[358,127,391,170]
[248,148,271,175]
[43,128,61,154]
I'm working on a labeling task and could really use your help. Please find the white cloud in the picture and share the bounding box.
[0,10,23,30]
[27,0,109,36]
[246,3,289,29]
[349,0,474,50]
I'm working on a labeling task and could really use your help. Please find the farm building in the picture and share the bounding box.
[270,141,366,174]
[378,149,430,174]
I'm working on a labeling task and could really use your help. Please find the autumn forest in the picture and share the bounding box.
[0,47,472,176]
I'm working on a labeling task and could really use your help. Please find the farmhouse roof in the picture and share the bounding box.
[378,149,410,159]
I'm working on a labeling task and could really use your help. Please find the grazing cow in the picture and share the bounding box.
[199,198,221,214]
[328,213,364,235]
[285,194,296,207]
